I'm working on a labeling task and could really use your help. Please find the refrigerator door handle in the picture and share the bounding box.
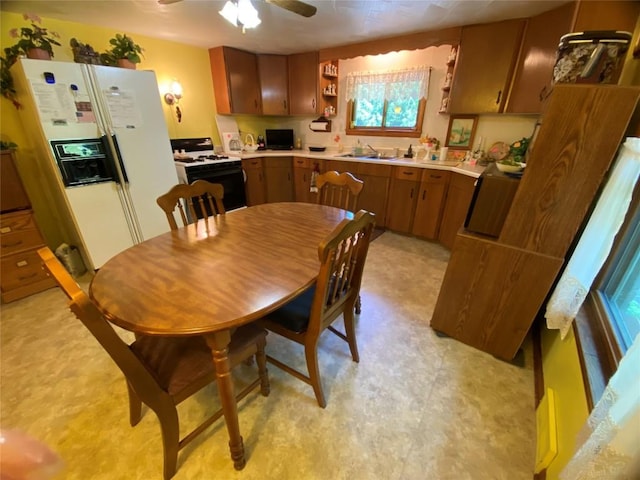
[100,135,121,185]
[109,134,129,184]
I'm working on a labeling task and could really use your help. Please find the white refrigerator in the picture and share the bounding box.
[12,58,179,270]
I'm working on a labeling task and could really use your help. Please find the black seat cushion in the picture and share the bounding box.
[267,286,316,333]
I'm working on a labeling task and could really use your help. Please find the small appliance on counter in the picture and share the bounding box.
[222,132,243,154]
[265,129,294,150]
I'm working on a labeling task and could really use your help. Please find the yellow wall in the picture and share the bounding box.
[1,11,219,146]
[540,327,589,478]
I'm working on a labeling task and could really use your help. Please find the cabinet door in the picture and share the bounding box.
[258,54,289,115]
[293,157,318,203]
[288,51,319,115]
[438,173,476,249]
[242,158,266,206]
[448,19,525,114]
[412,171,450,240]
[264,157,294,203]
[385,167,421,233]
[210,46,261,114]
[357,163,392,228]
[506,3,574,114]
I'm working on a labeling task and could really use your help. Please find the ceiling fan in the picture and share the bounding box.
[157,0,317,18]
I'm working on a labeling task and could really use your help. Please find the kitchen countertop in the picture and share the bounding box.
[236,149,485,178]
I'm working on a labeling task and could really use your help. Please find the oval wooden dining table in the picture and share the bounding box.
[89,202,353,470]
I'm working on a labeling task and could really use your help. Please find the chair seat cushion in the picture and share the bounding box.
[266,286,315,333]
[131,323,266,396]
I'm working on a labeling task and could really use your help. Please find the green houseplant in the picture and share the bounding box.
[4,13,61,62]
[100,34,144,69]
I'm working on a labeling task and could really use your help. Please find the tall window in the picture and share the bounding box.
[345,66,430,137]
[597,194,639,353]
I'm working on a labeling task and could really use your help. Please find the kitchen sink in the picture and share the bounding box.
[338,153,398,160]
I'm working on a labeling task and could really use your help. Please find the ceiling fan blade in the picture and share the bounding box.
[266,0,317,17]
[157,0,182,4]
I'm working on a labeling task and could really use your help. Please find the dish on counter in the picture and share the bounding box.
[308,146,326,152]
[495,161,524,173]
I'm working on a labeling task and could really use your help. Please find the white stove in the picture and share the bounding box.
[170,137,246,211]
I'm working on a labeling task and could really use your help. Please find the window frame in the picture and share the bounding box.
[345,98,426,137]
[574,181,639,409]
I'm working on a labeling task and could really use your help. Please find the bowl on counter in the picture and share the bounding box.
[308,146,326,152]
[495,161,523,173]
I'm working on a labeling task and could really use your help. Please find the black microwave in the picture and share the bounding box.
[265,129,294,150]
[464,163,521,238]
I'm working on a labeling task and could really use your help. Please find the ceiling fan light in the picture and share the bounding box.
[219,0,238,26]
[238,0,261,28]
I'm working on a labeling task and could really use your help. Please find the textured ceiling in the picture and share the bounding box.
[1,0,570,54]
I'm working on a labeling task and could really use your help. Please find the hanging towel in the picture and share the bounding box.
[310,170,318,193]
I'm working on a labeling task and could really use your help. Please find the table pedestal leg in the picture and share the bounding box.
[205,331,246,470]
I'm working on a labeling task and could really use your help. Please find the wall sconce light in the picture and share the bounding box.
[219,0,261,33]
[164,80,183,122]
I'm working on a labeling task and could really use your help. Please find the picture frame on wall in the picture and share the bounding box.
[445,115,478,150]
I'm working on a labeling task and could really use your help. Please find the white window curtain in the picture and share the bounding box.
[344,66,431,102]
[560,331,640,479]
[545,137,640,338]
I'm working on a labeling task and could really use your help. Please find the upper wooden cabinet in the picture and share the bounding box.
[572,0,640,32]
[209,46,262,114]
[505,3,574,114]
[288,51,319,115]
[258,54,289,115]
[448,19,525,114]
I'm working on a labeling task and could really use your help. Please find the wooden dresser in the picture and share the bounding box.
[1,149,56,303]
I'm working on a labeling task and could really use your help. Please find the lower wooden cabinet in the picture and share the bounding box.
[385,166,421,233]
[264,157,294,203]
[412,170,450,240]
[1,210,56,303]
[438,173,476,249]
[356,163,391,228]
[292,157,324,204]
[241,158,266,206]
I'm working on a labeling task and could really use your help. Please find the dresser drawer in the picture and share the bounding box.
[1,250,51,291]
[0,210,37,234]
[1,228,44,256]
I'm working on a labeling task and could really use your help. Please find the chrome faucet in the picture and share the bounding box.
[366,144,381,158]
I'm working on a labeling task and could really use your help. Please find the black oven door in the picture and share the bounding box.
[184,162,247,216]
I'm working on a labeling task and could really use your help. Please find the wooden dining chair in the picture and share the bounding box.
[316,170,366,314]
[156,180,225,230]
[257,209,375,408]
[37,247,269,480]
[316,170,364,212]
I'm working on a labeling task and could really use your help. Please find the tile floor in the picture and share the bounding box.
[0,231,536,479]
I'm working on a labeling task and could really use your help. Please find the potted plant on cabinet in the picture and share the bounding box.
[4,13,61,62]
[100,34,144,69]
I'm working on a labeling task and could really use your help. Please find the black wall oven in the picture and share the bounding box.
[181,161,246,213]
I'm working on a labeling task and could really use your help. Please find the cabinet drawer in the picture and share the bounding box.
[241,158,263,170]
[264,156,292,168]
[1,228,44,256]
[422,170,450,183]
[293,157,310,168]
[358,162,392,177]
[1,249,50,290]
[393,166,421,181]
[0,210,36,234]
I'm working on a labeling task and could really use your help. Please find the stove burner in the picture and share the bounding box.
[197,154,229,160]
